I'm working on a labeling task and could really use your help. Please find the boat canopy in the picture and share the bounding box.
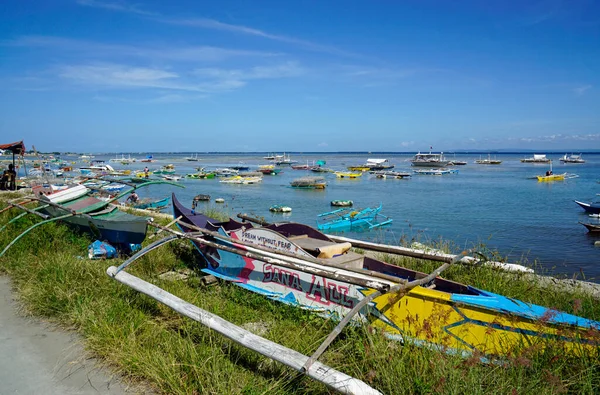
[533,154,547,160]
[366,158,389,164]
[0,140,26,155]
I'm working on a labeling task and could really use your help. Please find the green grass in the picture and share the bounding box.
[0,196,599,394]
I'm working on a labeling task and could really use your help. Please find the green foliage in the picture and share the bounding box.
[0,197,599,394]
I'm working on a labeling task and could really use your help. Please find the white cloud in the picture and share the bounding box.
[6,35,279,62]
[76,0,358,57]
[317,142,328,147]
[573,84,592,96]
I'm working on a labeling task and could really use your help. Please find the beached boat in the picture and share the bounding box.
[0,180,181,257]
[331,200,353,207]
[411,152,450,167]
[521,154,551,163]
[290,176,326,189]
[167,194,600,358]
[269,204,292,213]
[334,171,363,178]
[317,205,392,231]
[132,196,170,211]
[413,168,458,175]
[475,154,502,165]
[560,154,585,164]
[580,222,600,233]
[372,171,411,179]
[574,200,600,214]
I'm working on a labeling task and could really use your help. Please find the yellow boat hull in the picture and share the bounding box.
[537,174,565,182]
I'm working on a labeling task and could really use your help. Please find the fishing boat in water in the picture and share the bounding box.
[371,170,411,179]
[475,154,502,165]
[290,176,326,189]
[164,193,600,359]
[410,151,450,167]
[317,204,392,231]
[560,153,585,163]
[580,222,600,233]
[413,168,458,175]
[574,200,600,214]
[521,154,551,163]
[269,204,292,213]
[334,171,363,178]
[331,200,353,207]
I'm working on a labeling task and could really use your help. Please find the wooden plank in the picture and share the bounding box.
[107,267,382,395]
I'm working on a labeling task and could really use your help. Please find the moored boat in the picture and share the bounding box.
[560,154,585,163]
[371,170,411,179]
[475,154,502,165]
[170,193,600,358]
[413,168,458,175]
[331,200,353,207]
[521,154,551,163]
[574,200,600,214]
[290,176,326,189]
[410,151,450,167]
[269,204,292,213]
[334,171,363,178]
[580,222,600,233]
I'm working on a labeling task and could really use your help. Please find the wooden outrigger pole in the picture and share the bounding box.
[236,213,532,274]
[107,226,383,395]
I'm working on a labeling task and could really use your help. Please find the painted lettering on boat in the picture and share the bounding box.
[235,228,303,255]
[262,263,302,291]
[307,275,354,308]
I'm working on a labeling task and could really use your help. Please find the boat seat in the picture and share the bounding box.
[322,251,365,270]
[315,242,352,259]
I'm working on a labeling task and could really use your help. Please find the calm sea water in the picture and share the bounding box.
[71,152,600,278]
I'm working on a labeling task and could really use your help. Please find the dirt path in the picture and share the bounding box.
[0,276,129,394]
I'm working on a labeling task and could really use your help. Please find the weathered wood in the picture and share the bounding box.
[174,219,402,283]
[9,202,50,220]
[236,214,531,273]
[107,267,382,395]
[148,222,395,291]
[149,215,182,239]
[302,259,455,373]
[0,199,33,214]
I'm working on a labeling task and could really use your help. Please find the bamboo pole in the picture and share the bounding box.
[8,202,50,220]
[175,218,403,284]
[148,215,182,239]
[107,267,382,395]
[302,251,467,373]
[237,213,532,274]
[148,222,394,291]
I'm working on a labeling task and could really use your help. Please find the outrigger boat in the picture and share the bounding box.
[131,196,170,211]
[316,204,392,231]
[580,222,600,233]
[0,179,182,257]
[164,194,599,358]
[334,171,363,178]
[574,200,600,214]
[102,195,600,394]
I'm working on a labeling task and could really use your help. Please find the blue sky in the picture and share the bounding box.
[1,0,599,152]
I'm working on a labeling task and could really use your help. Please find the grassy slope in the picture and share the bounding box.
[0,195,598,394]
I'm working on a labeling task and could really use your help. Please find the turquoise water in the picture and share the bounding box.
[73,153,600,277]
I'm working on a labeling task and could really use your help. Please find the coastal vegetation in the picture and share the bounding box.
[0,192,599,394]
